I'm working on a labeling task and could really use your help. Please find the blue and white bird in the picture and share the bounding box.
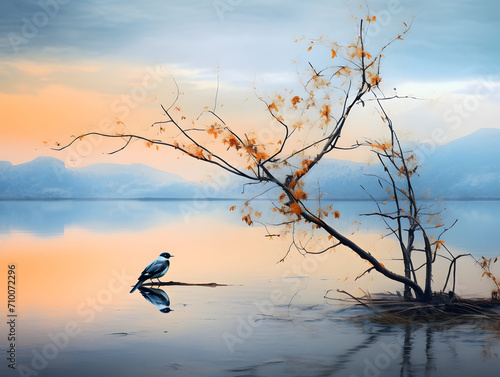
[138,287,172,313]
[130,252,173,293]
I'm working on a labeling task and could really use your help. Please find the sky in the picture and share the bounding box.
[0,0,499,180]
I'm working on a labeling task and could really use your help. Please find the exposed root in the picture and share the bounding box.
[328,290,500,325]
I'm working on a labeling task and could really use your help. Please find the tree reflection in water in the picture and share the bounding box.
[228,314,500,377]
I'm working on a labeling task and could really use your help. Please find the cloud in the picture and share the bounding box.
[1,1,498,82]
[1,0,499,173]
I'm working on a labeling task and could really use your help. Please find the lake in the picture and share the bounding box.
[0,199,499,376]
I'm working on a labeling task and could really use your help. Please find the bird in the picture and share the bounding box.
[138,287,172,313]
[130,252,174,293]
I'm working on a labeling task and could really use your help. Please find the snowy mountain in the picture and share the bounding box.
[304,158,384,200]
[0,128,499,199]
[415,128,500,199]
[0,157,203,199]
[308,128,500,200]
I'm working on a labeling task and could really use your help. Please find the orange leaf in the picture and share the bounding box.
[291,96,302,109]
[188,146,205,159]
[290,202,303,218]
[371,142,391,150]
[269,102,278,112]
[331,49,337,59]
[229,205,236,211]
[146,141,154,148]
[241,214,253,226]
[207,128,218,139]
[320,104,331,124]
[302,159,313,169]
[156,145,159,151]
[293,121,304,130]
[370,74,381,86]
[222,134,241,150]
[292,188,308,200]
[334,210,340,219]
[336,67,351,77]
[307,46,312,52]
[255,151,269,162]
[349,46,372,60]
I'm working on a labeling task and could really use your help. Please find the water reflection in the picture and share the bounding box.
[0,199,498,257]
[0,199,231,237]
[1,199,499,376]
[228,315,500,377]
[138,287,172,313]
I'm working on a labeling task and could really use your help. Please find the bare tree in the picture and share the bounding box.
[360,122,468,300]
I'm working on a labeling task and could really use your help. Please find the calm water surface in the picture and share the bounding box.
[0,200,499,377]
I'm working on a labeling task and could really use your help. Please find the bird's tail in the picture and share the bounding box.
[130,280,144,293]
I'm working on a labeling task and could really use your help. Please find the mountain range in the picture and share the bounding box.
[0,157,204,199]
[306,128,500,200]
[0,128,499,200]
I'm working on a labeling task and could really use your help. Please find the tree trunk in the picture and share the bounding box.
[301,211,426,301]
[423,235,433,301]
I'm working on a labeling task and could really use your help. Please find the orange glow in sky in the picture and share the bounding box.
[1,2,499,181]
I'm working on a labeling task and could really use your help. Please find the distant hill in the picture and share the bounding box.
[0,128,499,199]
[307,128,500,200]
[415,128,500,199]
[0,156,204,199]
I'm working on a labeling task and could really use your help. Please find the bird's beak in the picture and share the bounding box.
[170,255,174,257]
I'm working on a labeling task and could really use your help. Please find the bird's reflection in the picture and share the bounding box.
[138,286,172,313]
